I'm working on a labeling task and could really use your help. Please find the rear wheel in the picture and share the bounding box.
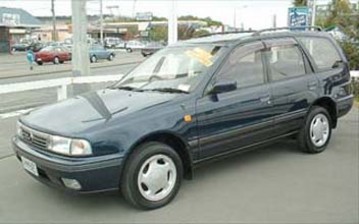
[298,106,332,153]
[108,54,114,61]
[36,61,43,66]
[53,57,60,64]
[126,48,133,53]
[121,142,183,210]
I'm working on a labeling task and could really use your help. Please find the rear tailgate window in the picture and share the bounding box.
[298,37,342,71]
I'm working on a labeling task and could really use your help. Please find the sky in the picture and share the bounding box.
[0,0,354,29]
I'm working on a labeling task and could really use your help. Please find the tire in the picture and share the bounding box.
[108,54,114,61]
[126,48,133,53]
[90,55,97,63]
[11,48,16,52]
[36,61,43,66]
[297,106,332,153]
[121,142,183,210]
[53,57,60,64]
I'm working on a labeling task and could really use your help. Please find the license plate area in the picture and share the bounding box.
[21,156,39,176]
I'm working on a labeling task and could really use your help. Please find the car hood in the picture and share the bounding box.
[20,89,178,136]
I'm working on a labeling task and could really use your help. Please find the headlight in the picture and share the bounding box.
[48,136,72,155]
[48,136,92,156]
[70,139,92,156]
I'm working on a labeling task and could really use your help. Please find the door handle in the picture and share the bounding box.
[259,94,271,104]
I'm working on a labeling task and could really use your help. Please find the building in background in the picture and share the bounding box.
[0,7,42,52]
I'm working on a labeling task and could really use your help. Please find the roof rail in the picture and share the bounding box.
[252,26,323,36]
[199,30,256,38]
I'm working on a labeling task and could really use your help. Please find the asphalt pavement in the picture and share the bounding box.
[0,63,136,113]
[0,51,143,79]
[0,106,358,223]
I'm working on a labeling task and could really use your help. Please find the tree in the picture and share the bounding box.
[150,26,168,42]
[192,29,210,38]
[293,0,307,7]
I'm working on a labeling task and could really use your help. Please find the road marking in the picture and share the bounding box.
[0,108,34,120]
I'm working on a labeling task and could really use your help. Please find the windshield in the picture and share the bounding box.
[114,45,224,93]
[40,46,54,52]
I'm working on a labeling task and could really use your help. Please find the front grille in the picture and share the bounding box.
[20,125,49,151]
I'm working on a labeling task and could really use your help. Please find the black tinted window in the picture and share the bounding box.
[298,37,341,70]
[266,45,306,81]
[216,42,265,88]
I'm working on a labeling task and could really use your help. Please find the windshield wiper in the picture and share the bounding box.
[147,88,189,94]
[109,86,143,92]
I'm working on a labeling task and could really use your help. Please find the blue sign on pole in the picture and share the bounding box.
[288,7,309,29]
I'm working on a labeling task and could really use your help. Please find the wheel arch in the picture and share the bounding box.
[123,131,194,180]
[310,97,338,128]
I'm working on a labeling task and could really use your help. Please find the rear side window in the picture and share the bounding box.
[298,37,341,71]
[216,42,265,89]
[265,45,306,81]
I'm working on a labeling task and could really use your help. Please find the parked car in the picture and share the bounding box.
[125,40,146,52]
[62,38,73,50]
[104,37,126,49]
[89,45,115,63]
[11,42,30,52]
[13,28,353,210]
[11,40,44,52]
[30,42,44,52]
[35,46,71,65]
[141,42,165,57]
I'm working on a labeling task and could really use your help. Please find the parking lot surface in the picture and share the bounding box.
[0,106,357,224]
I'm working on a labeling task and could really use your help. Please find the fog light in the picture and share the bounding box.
[61,178,82,190]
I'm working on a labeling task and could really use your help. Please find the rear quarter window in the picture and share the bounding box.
[298,37,342,71]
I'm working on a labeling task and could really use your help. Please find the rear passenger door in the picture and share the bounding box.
[263,38,318,135]
[197,41,275,159]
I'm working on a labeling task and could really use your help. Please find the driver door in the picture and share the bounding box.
[196,41,275,159]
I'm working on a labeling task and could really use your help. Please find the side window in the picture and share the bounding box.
[298,37,341,71]
[265,45,306,81]
[216,43,265,89]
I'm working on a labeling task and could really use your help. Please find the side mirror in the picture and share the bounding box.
[210,81,237,94]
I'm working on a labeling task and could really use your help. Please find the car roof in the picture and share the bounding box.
[172,27,331,47]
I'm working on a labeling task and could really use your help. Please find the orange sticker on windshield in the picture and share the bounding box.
[186,48,213,67]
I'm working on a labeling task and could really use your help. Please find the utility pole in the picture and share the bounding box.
[100,0,104,44]
[51,0,57,41]
[311,0,317,26]
[168,0,178,45]
[272,14,277,28]
[71,0,90,95]
[233,8,236,30]
[132,0,137,18]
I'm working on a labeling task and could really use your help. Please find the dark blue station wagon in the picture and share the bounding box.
[13,28,353,209]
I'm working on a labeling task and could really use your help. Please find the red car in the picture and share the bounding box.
[35,46,71,65]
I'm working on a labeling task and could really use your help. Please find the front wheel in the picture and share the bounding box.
[90,55,97,63]
[297,106,332,153]
[108,54,114,61]
[121,142,183,210]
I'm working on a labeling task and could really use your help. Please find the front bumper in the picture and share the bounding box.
[12,136,124,193]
